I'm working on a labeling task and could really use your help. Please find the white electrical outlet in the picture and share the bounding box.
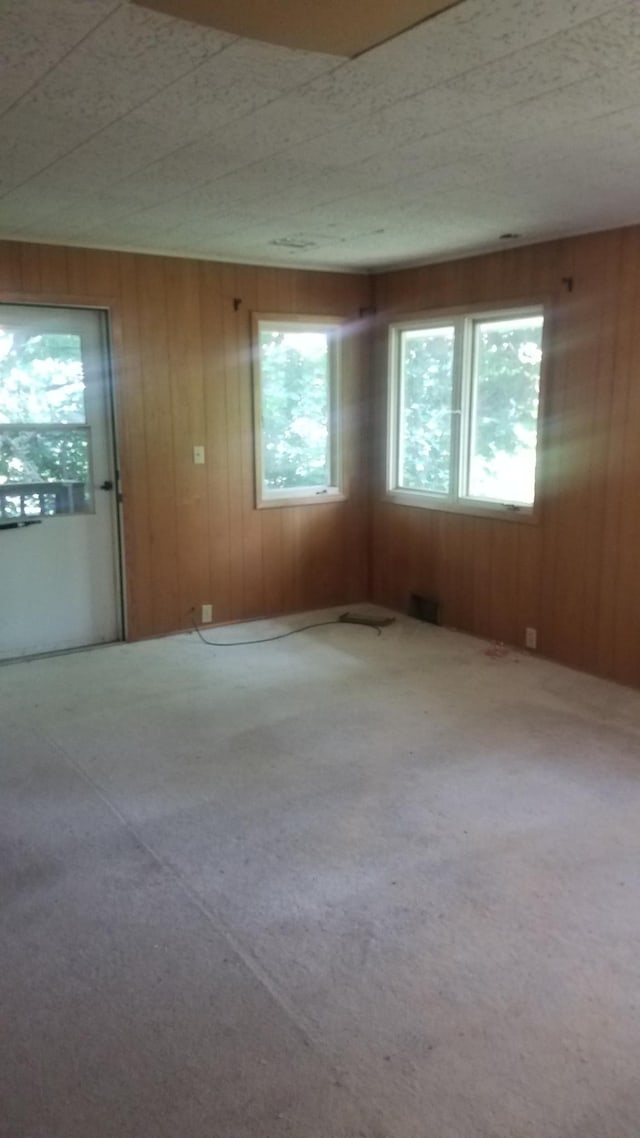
[525,627,537,650]
[201,604,212,624]
[193,445,205,465]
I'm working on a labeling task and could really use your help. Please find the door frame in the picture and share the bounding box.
[0,289,128,644]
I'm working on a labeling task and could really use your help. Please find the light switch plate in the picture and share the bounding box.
[193,445,205,465]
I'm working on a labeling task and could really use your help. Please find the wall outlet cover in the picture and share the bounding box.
[525,627,537,650]
[201,604,212,623]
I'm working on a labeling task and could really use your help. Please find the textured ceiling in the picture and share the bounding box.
[0,0,639,271]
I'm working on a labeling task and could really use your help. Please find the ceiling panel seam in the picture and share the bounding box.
[0,1,124,125]
[0,27,245,202]
[55,37,640,250]
[0,43,349,204]
[0,0,629,210]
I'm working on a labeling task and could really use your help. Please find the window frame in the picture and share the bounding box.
[386,303,546,521]
[252,312,346,509]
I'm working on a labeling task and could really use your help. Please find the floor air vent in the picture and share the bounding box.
[409,594,441,625]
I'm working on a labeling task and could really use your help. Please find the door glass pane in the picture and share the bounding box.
[0,324,92,517]
[398,326,455,494]
[467,315,543,506]
[260,327,331,492]
[0,428,91,516]
[0,328,86,424]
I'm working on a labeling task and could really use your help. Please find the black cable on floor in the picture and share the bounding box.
[191,612,385,647]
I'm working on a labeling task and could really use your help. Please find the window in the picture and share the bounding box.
[387,307,544,514]
[253,315,344,507]
[0,326,93,518]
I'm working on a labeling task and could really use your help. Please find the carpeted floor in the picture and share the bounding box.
[2,607,640,1137]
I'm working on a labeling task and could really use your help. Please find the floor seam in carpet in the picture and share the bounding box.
[35,723,334,1057]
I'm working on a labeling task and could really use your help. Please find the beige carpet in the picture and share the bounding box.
[2,607,640,1137]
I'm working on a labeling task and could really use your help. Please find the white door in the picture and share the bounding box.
[0,305,121,660]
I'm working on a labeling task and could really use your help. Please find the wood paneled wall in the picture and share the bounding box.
[371,226,640,688]
[3,226,640,689]
[0,240,372,640]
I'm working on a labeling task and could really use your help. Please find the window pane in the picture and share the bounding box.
[467,315,543,506]
[0,428,91,516]
[260,328,331,492]
[0,329,86,425]
[398,326,455,494]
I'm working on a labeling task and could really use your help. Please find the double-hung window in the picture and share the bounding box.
[253,315,343,508]
[387,307,544,515]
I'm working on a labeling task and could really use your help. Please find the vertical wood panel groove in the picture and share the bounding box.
[5,227,640,689]
[0,239,371,643]
[372,225,640,688]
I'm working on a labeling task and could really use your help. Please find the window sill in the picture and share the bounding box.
[384,489,538,524]
[257,489,346,510]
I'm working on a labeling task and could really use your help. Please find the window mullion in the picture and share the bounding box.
[449,318,466,502]
[457,316,475,502]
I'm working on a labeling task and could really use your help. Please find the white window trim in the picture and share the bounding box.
[386,304,545,521]
[252,313,346,509]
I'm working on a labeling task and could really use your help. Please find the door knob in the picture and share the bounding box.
[99,480,114,491]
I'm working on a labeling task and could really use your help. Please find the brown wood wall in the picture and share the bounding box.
[0,240,372,640]
[371,225,640,688]
[3,227,640,689]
